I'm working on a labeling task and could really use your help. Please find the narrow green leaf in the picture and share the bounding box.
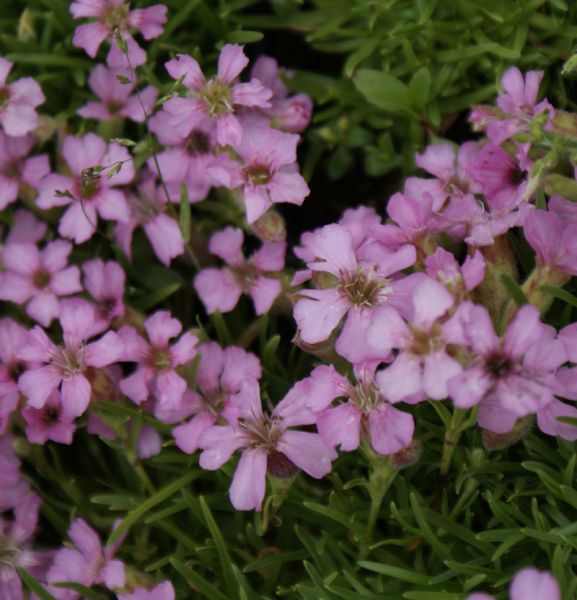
[408,67,431,110]
[132,283,181,311]
[170,558,230,600]
[358,561,430,585]
[108,471,197,545]
[179,183,191,243]
[226,30,264,43]
[5,52,93,68]
[17,568,57,600]
[540,285,577,309]
[500,274,527,306]
[243,550,308,572]
[199,496,237,599]
[353,69,415,116]
[344,39,379,77]
[403,593,461,600]
[409,493,450,559]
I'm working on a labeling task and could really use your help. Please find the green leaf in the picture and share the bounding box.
[353,69,415,116]
[5,52,93,68]
[199,496,238,599]
[500,274,527,307]
[108,471,198,545]
[132,282,181,311]
[403,593,461,600]
[344,39,379,77]
[408,67,431,110]
[170,558,230,600]
[540,285,577,309]
[179,183,191,243]
[358,561,430,585]
[226,30,264,43]
[243,550,308,573]
[409,493,450,559]
[17,568,58,600]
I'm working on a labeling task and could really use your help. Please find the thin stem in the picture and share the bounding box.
[439,407,467,477]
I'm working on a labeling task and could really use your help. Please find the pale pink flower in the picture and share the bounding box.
[292,223,416,364]
[194,227,285,315]
[0,132,49,210]
[78,64,157,122]
[0,240,82,326]
[164,45,272,147]
[369,277,463,403]
[118,581,175,600]
[198,379,335,511]
[22,389,76,445]
[37,133,134,244]
[118,311,198,410]
[114,173,184,266]
[0,58,44,137]
[301,364,414,455]
[70,0,167,67]
[467,567,560,600]
[47,518,125,597]
[425,247,485,300]
[17,298,124,416]
[173,342,261,454]
[4,209,47,245]
[208,125,309,223]
[82,258,126,323]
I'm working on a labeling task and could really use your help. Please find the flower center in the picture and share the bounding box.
[409,323,444,355]
[0,537,19,572]
[0,87,10,109]
[80,167,102,199]
[485,352,513,378]
[267,450,297,479]
[42,405,61,425]
[350,379,380,412]
[238,414,283,450]
[201,79,233,117]
[509,166,526,186]
[129,191,160,222]
[103,4,130,31]
[49,345,84,376]
[231,262,260,291]
[186,131,210,155]
[8,361,25,382]
[244,164,271,187]
[33,268,51,289]
[147,347,172,371]
[339,268,387,308]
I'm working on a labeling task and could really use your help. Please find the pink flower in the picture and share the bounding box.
[448,304,566,420]
[0,492,44,600]
[114,174,184,266]
[77,64,157,122]
[22,389,77,445]
[194,227,285,315]
[0,240,82,326]
[0,57,45,136]
[83,258,126,323]
[37,133,134,244]
[198,379,335,511]
[467,567,560,600]
[17,298,124,416]
[118,581,175,600]
[47,518,126,596]
[70,0,167,68]
[118,311,198,410]
[0,132,49,210]
[173,342,261,453]
[208,125,310,223]
[301,364,414,455]
[292,223,416,364]
[425,247,485,300]
[164,45,272,147]
[0,435,30,509]
[369,277,463,403]
[4,209,47,244]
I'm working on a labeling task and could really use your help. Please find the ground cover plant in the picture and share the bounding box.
[3,1,577,599]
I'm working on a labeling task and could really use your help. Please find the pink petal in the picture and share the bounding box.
[376,353,423,404]
[72,22,109,58]
[173,413,216,454]
[250,242,286,272]
[276,430,335,478]
[95,189,131,223]
[19,366,62,408]
[448,365,493,409]
[165,54,206,90]
[100,559,125,589]
[3,242,40,274]
[209,227,244,264]
[198,426,246,469]
[367,305,411,357]
[63,133,106,176]
[69,518,102,561]
[412,277,454,330]
[154,370,186,409]
[423,351,463,401]
[248,276,281,314]
[120,367,153,404]
[293,288,350,344]
[61,373,92,416]
[509,567,560,600]
[368,404,414,455]
[216,112,243,147]
[194,268,243,314]
[217,44,249,84]
[229,448,267,511]
[144,311,182,347]
[503,304,544,359]
[144,213,185,266]
[84,331,124,367]
[537,399,577,441]
[26,290,59,326]
[59,201,98,244]
[317,403,361,451]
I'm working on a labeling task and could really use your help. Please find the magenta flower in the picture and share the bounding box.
[0,58,44,137]
[115,174,185,266]
[301,364,414,455]
[37,133,134,244]
[118,311,198,409]
[0,240,82,326]
[194,227,285,315]
[467,567,560,600]
[83,258,126,323]
[368,277,463,403]
[0,492,45,600]
[22,389,77,445]
[199,379,335,511]
[448,304,566,420]
[70,0,167,67]
[164,45,272,147]
[17,298,124,416]
[47,518,125,596]
[78,64,157,122]
[292,223,416,364]
[118,581,175,600]
[208,125,310,223]
[173,342,262,454]
[0,132,49,210]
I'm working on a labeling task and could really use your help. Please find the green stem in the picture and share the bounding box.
[439,407,467,478]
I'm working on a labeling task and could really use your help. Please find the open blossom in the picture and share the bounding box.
[0,58,45,137]
[467,567,560,600]
[208,125,310,223]
[37,133,134,244]
[17,299,124,416]
[119,311,198,409]
[0,132,49,210]
[425,247,485,300]
[22,389,77,445]
[83,259,126,324]
[118,581,175,600]
[292,223,416,364]
[164,44,272,147]
[78,64,157,122]
[0,240,82,326]
[448,304,566,423]
[194,227,285,315]
[199,379,336,511]
[368,277,463,403]
[173,342,261,454]
[0,492,45,600]
[47,518,125,598]
[301,364,414,455]
[70,0,167,68]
